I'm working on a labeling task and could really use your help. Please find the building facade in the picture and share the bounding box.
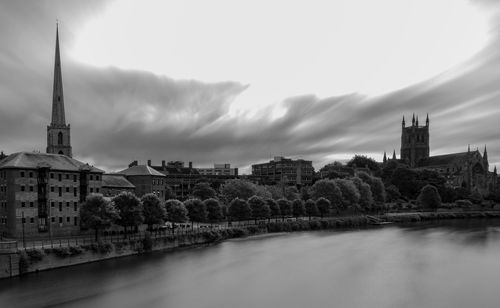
[251,156,314,187]
[149,160,200,200]
[0,152,103,238]
[118,163,166,200]
[46,25,72,157]
[197,163,238,176]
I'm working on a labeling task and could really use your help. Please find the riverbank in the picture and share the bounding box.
[3,210,500,279]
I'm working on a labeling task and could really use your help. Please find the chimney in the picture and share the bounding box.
[128,160,138,168]
[147,160,151,166]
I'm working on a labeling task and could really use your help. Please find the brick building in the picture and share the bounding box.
[251,156,314,187]
[0,152,103,238]
[101,174,135,197]
[117,163,166,200]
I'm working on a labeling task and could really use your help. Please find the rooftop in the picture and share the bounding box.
[102,174,135,188]
[0,152,103,173]
[118,165,166,177]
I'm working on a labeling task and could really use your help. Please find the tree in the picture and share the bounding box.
[358,171,386,203]
[351,177,373,210]
[192,182,216,200]
[184,199,207,227]
[204,198,223,223]
[112,192,144,236]
[304,199,319,219]
[228,198,252,221]
[385,185,401,202]
[284,186,300,201]
[277,198,292,219]
[266,199,280,219]
[265,185,284,200]
[309,179,343,206]
[347,155,381,173]
[248,195,271,222]
[141,193,166,231]
[165,199,188,234]
[254,185,273,200]
[292,199,306,219]
[164,185,175,200]
[80,195,119,241]
[221,179,257,203]
[333,179,360,208]
[389,167,420,199]
[417,185,442,210]
[315,197,331,218]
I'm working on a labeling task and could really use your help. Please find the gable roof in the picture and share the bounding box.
[151,165,200,175]
[102,174,135,188]
[117,165,166,177]
[419,152,470,167]
[0,152,103,173]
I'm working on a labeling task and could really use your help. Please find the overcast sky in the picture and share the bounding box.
[1,0,500,173]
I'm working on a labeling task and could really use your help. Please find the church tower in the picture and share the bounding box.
[400,113,429,167]
[47,24,72,157]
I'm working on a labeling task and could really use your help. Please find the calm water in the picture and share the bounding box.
[2,219,500,308]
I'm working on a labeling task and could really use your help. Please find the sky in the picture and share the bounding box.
[1,0,500,174]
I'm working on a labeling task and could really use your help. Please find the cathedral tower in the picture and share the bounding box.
[47,24,72,157]
[400,113,429,167]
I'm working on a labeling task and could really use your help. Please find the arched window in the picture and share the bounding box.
[58,132,63,145]
[58,150,64,155]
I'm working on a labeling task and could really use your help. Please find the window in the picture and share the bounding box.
[21,202,25,207]
[96,188,100,193]
[74,202,78,211]
[66,202,70,208]
[30,217,34,224]
[51,217,55,223]
[29,186,34,192]
[90,175,93,181]
[51,186,55,192]
[58,187,62,197]
[66,174,69,180]
[74,187,77,197]
[95,175,100,181]
[59,217,62,223]
[73,175,77,182]
[58,132,63,145]
[90,188,93,193]
[66,217,70,223]
[59,202,62,211]
[74,217,78,226]
[66,187,69,193]
[51,202,55,208]
[20,171,25,177]
[50,173,54,179]
[29,172,33,178]
[29,202,34,207]
[20,185,25,192]
[58,174,62,181]
[22,217,26,224]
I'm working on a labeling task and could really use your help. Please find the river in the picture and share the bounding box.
[2,219,500,308]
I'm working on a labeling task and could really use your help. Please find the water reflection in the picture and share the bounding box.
[2,219,500,308]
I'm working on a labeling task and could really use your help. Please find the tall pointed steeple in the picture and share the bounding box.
[402,115,405,127]
[52,23,65,125]
[47,23,72,157]
[483,145,488,161]
[426,113,429,127]
[392,149,396,160]
[383,151,387,163]
[412,113,415,126]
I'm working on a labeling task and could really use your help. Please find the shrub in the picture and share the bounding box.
[245,225,260,235]
[417,185,441,209]
[26,249,45,263]
[69,246,84,256]
[52,247,71,258]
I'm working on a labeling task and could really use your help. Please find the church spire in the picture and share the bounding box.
[412,113,415,126]
[47,24,72,157]
[416,115,419,126]
[51,23,65,126]
[383,151,387,163]
[392,149,396,160]
[426,113,429,127]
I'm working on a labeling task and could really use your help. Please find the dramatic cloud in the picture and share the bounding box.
[1,0,500,174]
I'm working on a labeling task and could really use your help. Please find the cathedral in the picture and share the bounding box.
[390,114,497,195]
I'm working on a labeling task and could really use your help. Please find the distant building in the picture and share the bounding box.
[0,152,103,238]
[101,174,135,197]
[251,156,314,186]
[396,114,497,195]
[117,163,166,200]
[197,163,238,176]
[149,160,200,200]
